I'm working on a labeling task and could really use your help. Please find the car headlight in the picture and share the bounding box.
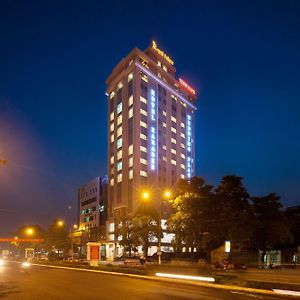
[21,262,31,267]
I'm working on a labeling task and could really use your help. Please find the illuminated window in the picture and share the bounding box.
[117,138,122,149]
[163,156,167,161]
[140,170,147,177]
[129,169,133,179]
[163,65,167,72]
[117,161,122,171]
[181,164,185,169]
[129,157,133,167]
[110,91,115,99]
[157,61,162,67]
[140,96,147,104]
[110,134,114,143]
[117,103,122,114]
[110,156,114,164]
[128,95,133,106]
[110,112,114,121]
[171,138,176,144]
[140,146,147,153]
[117,115,122,126]
[171,116,177,123]
[110,123,114,132]
[117,81,123,90]
[163,122,167,128]
[181,174,185,179]
[171,159,177,165]
[181,153,185,159]
[128,73,133,82]
[171,149,176,155]
[140,158,147,165]
[162,145,167,150]
[140,109,147,117]
[181,122,185,128]
[181,132,185,138]
[141,72,148,82]
[140,133,147,141]
[171,127,176,133]
[158,72,162,79]
[117,127,122,137]
[181,143,185,149]
[128,145,133,155]
[128,107,133,118]
[117,150,122,160]
[163,111,167,116]
[171,95,177,101]
[117,173,122,183]
[140,121,147,128]
[110,178,114,186]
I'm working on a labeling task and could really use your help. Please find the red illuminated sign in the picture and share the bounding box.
[179,78,196,96]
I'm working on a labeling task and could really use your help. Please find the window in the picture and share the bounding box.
[140,109,147,117]
[157,61,162,67]
[181,143,185,149]
[140,146,147,153]
[163,156,167,161]
[181,164,185,169]
[140,96,147,104]
[181,122,185,128]
[128,107,133,118]
[117,103,122,114]
[129,157,133,167]
[110,112,114,121]
[117,81,123,90]
[140,121,147,128]
[140,158,147,165]
[128,95,133,106]
[163,111,167,116]
[171,159,177,165]
[163,122,167,128]
[140,170,147,177]
[117,173,122,183]
[181,132,185,138]
[140,133,147,140]
[128,72,133,82]
[110,91,115,99]
[171,127,177,134]
[117,161,122,171]
[181,153,185,159]
[181,174,185,179]
[171,116,177,123]
[117,115,122,126]
[129,169,133,179]
[163,65,167,72]
[141,72,148,82]
[128,145,133,155]
[110,178,114,186]
[110,134,114,143]
[171,138,176,144]
[117,127,122,137]
[117,138,122,149]
[171,149,176,155]
[117,150,122,160]
[110,156,114,164]
[163,145,167,150]
[110,123,114,132]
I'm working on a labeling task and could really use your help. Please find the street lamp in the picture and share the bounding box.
[141,189,172,265]
[25,227,34,236]
[70,224,78,262]
[57,220,64,227]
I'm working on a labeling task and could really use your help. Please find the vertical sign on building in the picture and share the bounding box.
[149,88,157,171]
[186,114,192,179]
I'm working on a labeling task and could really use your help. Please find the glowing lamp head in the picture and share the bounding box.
[57,220,64,227]
[25,228,34,236]
[142,192,150,200]
[164,190,171,199]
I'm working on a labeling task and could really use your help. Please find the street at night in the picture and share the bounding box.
[0,262,287,300]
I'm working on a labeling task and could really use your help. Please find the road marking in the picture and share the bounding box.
[231,291,262,298]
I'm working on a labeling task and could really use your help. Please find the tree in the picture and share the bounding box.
[251,193,293,253]
[214,175,254,250]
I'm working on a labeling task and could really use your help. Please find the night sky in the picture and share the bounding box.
[1,0,300,236]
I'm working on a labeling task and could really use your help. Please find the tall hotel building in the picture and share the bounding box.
[106,41,196,222]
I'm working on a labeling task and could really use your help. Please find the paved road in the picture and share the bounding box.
[0,262,286,300]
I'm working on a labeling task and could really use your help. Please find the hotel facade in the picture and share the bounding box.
[106,42,196,248]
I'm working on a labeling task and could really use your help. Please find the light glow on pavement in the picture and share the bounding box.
[273,289,300,297]
[155,272,215,282]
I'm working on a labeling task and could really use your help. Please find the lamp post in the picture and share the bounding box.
[70,224,78,262]
[142,189,171,265]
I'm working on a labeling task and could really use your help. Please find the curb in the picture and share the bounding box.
[27,263,281,297]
